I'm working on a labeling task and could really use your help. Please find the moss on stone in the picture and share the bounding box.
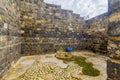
[62,56,100,76]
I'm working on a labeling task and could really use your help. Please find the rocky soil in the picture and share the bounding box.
[2,51,107,80]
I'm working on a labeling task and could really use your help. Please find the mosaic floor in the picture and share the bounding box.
[2,51,108,80]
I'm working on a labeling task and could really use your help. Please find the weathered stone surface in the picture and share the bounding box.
[108,39,120,59]
[107,1,120,79]
[108,21,120,36]
[108,0,120,59]
[107,59,120,80]
[0,37,21,78]
[85,36,108,54]
[0,0,21,78]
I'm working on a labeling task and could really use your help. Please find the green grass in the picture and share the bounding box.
[63,56,100,76]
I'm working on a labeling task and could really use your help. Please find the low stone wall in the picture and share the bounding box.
[107,59,120,80]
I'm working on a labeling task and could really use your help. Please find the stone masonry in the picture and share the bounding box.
[107,0,120,80]
[0,0,21,78]
[0,0,119,79]
[20,0,86,55]
[20,0,108,55]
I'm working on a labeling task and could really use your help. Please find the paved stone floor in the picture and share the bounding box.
[2,50,108,80]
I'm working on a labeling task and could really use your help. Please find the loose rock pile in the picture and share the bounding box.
[16,61,82,80]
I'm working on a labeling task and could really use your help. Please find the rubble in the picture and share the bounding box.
[16,61,82,80]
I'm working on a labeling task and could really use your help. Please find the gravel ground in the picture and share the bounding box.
[2,50,107,80]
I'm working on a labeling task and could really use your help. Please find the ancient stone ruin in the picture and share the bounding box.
[0,0,120,80]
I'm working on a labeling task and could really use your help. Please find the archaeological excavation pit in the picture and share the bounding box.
[0,0,120,80]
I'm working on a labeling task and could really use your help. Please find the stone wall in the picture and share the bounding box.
[108,20,120,36]
[85,13,108,36]
[20,0,108,55]
[108,39,120,59]
[85,36,108,54]
[0,0,21,78]
[108,0,120,36]
[107,0,120,79]
[107,38,120,79]
[21,37,85,55]
[20,0,85,55]
[85,13,108,55]
[108,0,120,58]
[107,59,120,80]
[0,37,21,78]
